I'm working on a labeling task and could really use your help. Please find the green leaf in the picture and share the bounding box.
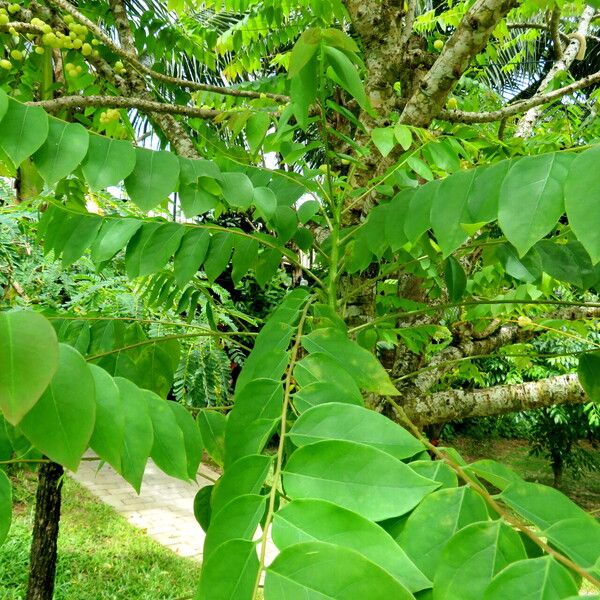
[483,556,578,600]
[197,409,226,467]
[433,521,527,600]
[224,378,282,468]
[273,205,297,242]
[499,153,571,256]
[397,486,490,579]
[88,364,124,471]
[114,377,154,492]
[145,391,188,481]
[394,123,413,151]
[204,494,266,559]
[168,402,203,480]
[294,354,362,399]
[430,169,475,256]
[444,256,467,302]
[0,470,11,546]
[19,344,95,471]
[33,119,89,185]
[91,219,142,265]
[265,541,414,598]
[409,460,458,489]
[405,180,440,242]
[0,99,49,167]
[272,499,431,592]
[499,481,600,575]
[194,485,213,532]
[126,223,185,278]
[179,158,220,218]
[221,172,254,209]
[255,248,282,287]
[283,439,439,521]
[301,328,398,395]
[211,454,272,514]
[288,28,321,77]
[578,351,600,401]
[468,161,510,223]
[465,459,522,491]
[60,214,103,266]
[82,135,136,191]
[0,89,7,122]
[293,381,363,413]
[253,187,277,219]
[204,232,234,282]
[0,310,59,425]
[372,127,396,157]
[246,113,270,152]
[325,46,369,112]
[232,236,259,286]
[385,190,412,251]
[125,148,180,212]
[565,146,600,263]
[174,228,210,286]
[196,539,258,600]
[289,403,424,461]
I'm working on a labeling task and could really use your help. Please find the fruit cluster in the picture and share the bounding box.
[99,108,120,124]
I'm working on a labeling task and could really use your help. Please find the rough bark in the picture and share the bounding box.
[515,6,595,137]
[400,0,518,127]
[108,0,200,159]
[402,373,587,427]
[26,462,64,600]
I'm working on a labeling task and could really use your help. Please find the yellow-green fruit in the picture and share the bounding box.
[114,60,124,70]
[81,42,92,56]
[41,23,52,34]
[433,39,444,51]
[75,65,83,74]
[92,49,99,57]
[34,45,44,54]
[0,59,11,70]
[341,158,350,165]
[10,49,22,61]
[7,4,20,15]
[42,32,56,45]
[72,38,82,49]
[8,26,16,35]
[0,14,9,25]
[92,39,99,46]
[446,97,458,110]
[30,18,44,27]
[317,164,328,174]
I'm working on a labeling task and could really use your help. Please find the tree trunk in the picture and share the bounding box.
[26,461,64,600]
[551,455,563,489]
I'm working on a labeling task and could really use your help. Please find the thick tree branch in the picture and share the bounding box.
[438,65,600,123]
[400,0,518,126]
[515,5,594,137]
[44,0,289,103]
[403,374,587,426]
[549,9,563,59]
[29,95,224,119]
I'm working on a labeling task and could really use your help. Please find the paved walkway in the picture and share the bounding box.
[71,458,213,559]
[71,457,278,566]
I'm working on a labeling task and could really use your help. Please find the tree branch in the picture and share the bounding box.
[400,0,518,127]
[44,0,289,103]
[515,5,594,137]
[403,373,587,426]
[549,8,563,59]
[28,94,225,119]
[438,64,600,123]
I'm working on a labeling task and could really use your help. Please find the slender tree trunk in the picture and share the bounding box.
[551,455,563,489]
[26,462,64,600]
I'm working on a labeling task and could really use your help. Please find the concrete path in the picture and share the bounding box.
[71,457,278,567]
[71,457,214,559]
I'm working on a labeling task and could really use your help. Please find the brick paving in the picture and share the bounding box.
[71,457,278,565]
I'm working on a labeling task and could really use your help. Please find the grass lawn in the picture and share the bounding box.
[0,469,200,600]
[451,437,600,512]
